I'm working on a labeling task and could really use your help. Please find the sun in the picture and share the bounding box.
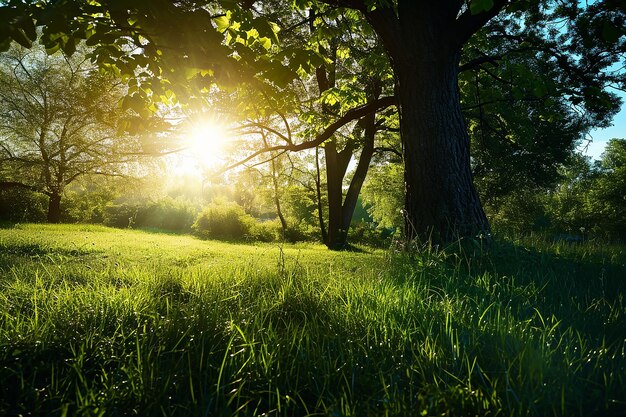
[180,120,232,171]
[188,121,231,164]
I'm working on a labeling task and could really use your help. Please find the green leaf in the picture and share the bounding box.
[0,38,10,52]
[258,37,271,50]
[61,37,76,56]
[10,28,32,48]
[470,0,494,15]
[45,42,60,55]
[252,17,280,44]
[214,15,230,32]
[532,84,547,98]
[18,16,37,42]
[601,22,620,44]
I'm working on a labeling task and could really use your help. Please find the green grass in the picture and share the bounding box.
[1,224,625,416]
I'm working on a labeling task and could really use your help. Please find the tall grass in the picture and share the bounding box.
[0,224,624,416]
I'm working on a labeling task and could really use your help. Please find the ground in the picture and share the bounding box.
[1,224,624,416]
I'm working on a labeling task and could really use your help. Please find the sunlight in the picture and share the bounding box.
[175,119,232,174]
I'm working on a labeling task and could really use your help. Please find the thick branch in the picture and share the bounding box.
[316,0,366,11]
[234,122,291,144]
[218,96,397,173]
[454,0,510,46]
[0,181,39,192]
[459,54,502,72]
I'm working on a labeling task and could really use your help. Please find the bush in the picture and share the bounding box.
[0,188,47,222]
[139,197,198,232]
[103,203,138,228]
[348,221,395,248]
[193,201,255,240]
[485,190,550,235]
[104,197,199,232]
[250,218,283,242]
[62,188,117,224]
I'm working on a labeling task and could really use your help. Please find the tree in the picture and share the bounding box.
[588,138,626,239]
[4,0,624,242]
[543,153,597,235]
[313,0,625,242]
[206,7,397,248]
[0,44,141,222]
[298,8,396,249]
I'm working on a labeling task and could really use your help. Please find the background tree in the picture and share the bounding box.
[0,44,142,222]
[543,154,597,235]
[206,6,396,248]
[3,0,624,243]
[304,7,395,249]
[590,139,626,239]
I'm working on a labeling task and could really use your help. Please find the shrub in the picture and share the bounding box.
[103,203,138,228]
[138,197,198,232]
[192,201,255,240]
[250,218,283,242]
[0,188,47,222]
[62,187,117,224]
[104,197,199,232]
[348,221,395,248]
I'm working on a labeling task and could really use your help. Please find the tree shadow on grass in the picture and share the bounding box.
[0,221,20,229]
[457,238,626,339]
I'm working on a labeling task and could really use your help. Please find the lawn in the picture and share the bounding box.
[1,224,625,416]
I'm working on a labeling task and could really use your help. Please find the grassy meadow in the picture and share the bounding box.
[0,224,625,416]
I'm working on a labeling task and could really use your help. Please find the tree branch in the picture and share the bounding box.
[459,54,502,72]
[218,96,397,173]
[374,146,402,158]
[0,181,39,192]
[454,0,510,46]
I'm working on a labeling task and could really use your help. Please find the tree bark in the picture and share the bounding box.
[262,131,289,240]
[314,146,328,243]
[395,54,489,242]
[47,192,62,223]
[341,112,376,236]
[270,156,289,240]
[323,116,376,250]
[366,4,490,244]
[324,141,347,250]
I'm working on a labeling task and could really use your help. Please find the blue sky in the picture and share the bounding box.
[580,91,626,161]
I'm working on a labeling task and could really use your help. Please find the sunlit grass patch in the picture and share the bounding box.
[0,224,624,416]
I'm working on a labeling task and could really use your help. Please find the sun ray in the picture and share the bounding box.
[171,118,233,175]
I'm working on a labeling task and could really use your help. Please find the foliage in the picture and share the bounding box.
[545,139,626,240]
[192,200,255,240]
[60,178,125,224]
[0,224,625,416]
[105,197,200,232]
[361,162,404,230]
[245,217,317,243]
[0,43,142,222]
[484,140,626,241]
[0,187,46,222]
[485,188,551,234]
[347,220,395,248]
[589,139,626,239]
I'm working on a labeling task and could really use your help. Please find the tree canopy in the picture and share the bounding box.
[0,43,142,222]
[1,0,624,243]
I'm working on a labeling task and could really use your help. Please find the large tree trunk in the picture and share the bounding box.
[395,54,489,243]
[47,192,62,223]
[324,141,348,250]
[367,6,490,244]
